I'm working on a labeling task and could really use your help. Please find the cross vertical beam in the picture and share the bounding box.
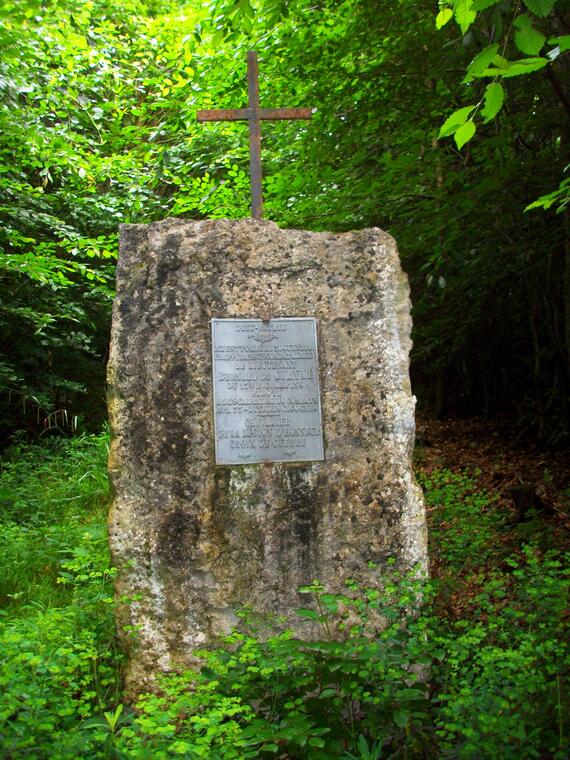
[197,52,313,220]
[246,52,263,220]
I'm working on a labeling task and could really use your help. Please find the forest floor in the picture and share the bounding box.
[416,414,570,622]
[417,414,570,526]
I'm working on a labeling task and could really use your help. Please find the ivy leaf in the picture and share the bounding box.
[514,14,546,55]
[454,119,476,149]
[439,105,476,137]
[436,8,453,29]
[481,82,505,122]
[464,43,499,82]
[522,0,555,17]
[453,0,476,34]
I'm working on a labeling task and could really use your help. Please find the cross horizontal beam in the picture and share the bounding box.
[197,52,313,219]
[197,107,314,122]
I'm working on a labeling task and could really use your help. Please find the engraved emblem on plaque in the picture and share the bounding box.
[211,318,324,465]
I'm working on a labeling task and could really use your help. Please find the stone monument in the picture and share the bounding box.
[107,217,428,697]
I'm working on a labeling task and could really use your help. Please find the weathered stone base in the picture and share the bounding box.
[107,219,427,697]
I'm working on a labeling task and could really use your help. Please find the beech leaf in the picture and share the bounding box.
[548,35,570,53]
[454,119,476,149]
[481,82,505,122]
[454,0,476,34]
[439,105,476,138]
[514,17,546,55]
[436,8,454,28]
[501,57,548,76]
[464,43,500,81]
[522,0,555,17]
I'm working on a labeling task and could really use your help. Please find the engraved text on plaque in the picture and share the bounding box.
[211,318,324,465]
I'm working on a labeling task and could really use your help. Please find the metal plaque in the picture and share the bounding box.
[211,318,324,465]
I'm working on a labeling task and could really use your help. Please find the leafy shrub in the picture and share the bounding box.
[0,436,568,759]
[0,432,122,758]
[0,432,109,610]
[433,546,570,759]
[420,469,569,758]
[0,604,119,758]
[0,432,109,524]
[117,570,436,759]
[418,469,505,574]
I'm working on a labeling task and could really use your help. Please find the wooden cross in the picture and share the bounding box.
[197,51,313,219]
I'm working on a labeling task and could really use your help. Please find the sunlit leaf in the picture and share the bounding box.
[472,0,501,8]
[439,105,476,138]
[476,56,548,77]
[514,15,546,55]
[453,0,477,34]
[501,56,549,76]
[454,119,476,148]
[481,82,505,122]
[436,8,453,28]
[548,35,570,52]
[464,43,499,82]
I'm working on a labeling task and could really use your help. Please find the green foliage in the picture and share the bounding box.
[434,546,570,758]
[419,469,505,573]
[0,431,109,609]
[0,0,568,443]
[204,0,570,441]
[0,431,123,758]
[526,175,570,212]
[98,468,569,758]
[114,544,569,758]
[420,470,570,757]
[0,0,182,438]
[435,0,569,213]
[0,436,569,757]
[117,569,436,759]
[0,605,121,758]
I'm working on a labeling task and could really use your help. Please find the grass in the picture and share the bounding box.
[0,432,568,758]
[0,432,109,613]
[0,432,120,758]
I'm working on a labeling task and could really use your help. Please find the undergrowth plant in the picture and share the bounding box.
[0,432,109,611]
[116,569,436,759]
[418,469,505,575]
[0,432,122,758]
[0,440,568,759]
[433,544,570,759]
[420,469,570,759]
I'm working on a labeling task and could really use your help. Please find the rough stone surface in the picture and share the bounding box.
[107,218,427,697]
